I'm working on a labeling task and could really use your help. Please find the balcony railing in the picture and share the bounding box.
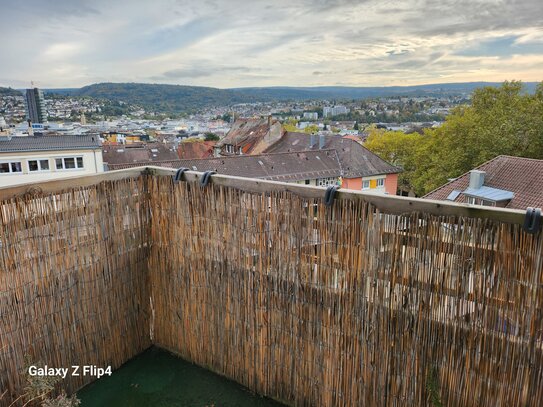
[0,167,541,406]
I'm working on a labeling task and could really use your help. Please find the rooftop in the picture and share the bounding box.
[424,155,543,209]
[214,117,284,156]
[103,142,179,166]
[462,185,515,201]
[264,132,400,178]
[0,135,101,152]
[216,117,278,149]
[108,149,342,182]
[177,140,216,159]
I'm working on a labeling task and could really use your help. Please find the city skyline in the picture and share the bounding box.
[1,0,542,89]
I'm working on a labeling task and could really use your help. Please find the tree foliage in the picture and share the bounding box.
[365,81,543,196]
[282,119,319,134]
[204,132,220,141]
[364,128,423,193]
[0,86,22,96]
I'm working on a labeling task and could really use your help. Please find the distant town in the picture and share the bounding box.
[0,83,465,190]
[1,81,542,212]
[1,83,466,128]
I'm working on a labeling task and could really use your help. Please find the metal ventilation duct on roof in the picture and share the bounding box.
[469,170,485,189]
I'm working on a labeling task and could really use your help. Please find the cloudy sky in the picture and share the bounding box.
[1,0,542,88]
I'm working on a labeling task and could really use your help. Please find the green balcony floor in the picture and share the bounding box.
[77,347,285,407]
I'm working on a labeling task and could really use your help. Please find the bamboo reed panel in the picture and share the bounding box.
[1,173,542,406]
[0,178,151,406]
[148,176,543,407]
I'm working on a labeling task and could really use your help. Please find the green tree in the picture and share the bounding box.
[204,132,220,141]
[365,127,425,193]
[365,81,543,196]
[282,118,299,132]
[282,119,320,134]
[414,81,543,193]
[304,124,320,134]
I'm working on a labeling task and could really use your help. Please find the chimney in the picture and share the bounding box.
[268,115,272,128]
[469,170,485,190]
[310,134,317,148]
[319,134,325,149]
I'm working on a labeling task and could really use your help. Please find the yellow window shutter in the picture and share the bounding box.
[370,179,377,189]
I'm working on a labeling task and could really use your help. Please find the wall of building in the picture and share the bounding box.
[385,173,398,195]
[292,176,339,187]
[341,177,362,190]
[0,149,103,187]
[341,173,398,194]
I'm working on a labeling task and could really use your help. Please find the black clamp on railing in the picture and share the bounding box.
[200,171,216,187]
[523,207,541,234]
[324,185,340,207]
[173,167,189,184]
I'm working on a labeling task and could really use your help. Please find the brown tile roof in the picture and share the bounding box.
[108,150,342,182]
[264,132,400,178]
[217,118,269,146]
[423,155,543,209]
[216,117,281,154]
[177,140,216,159]
[102,142,179,166]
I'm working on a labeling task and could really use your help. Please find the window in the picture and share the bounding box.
[55,156,84,170]
[225,144,234,154]
[362,180,370,189]
[466,196,495,206]
[377,178,385,188]
[28,159,50,172]
[317,177,337,187]
[65,158,76,169]
[0,161,22,174]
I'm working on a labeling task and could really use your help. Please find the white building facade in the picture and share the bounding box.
[323,106,350,118]
[0,135,103,188]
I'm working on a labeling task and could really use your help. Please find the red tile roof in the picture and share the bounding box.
[423,155,543,209]
[177,141,216,159]
[217,118,282,154]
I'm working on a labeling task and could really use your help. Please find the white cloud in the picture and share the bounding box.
[43,43,82,59]
[0,0,541,88]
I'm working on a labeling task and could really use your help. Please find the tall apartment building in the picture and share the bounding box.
[303,112,318,120]
[323,105,349,118]
[25,88,47,123]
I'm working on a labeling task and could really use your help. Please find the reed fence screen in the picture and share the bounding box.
[0,178,151,404]
[1,174,542,406]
